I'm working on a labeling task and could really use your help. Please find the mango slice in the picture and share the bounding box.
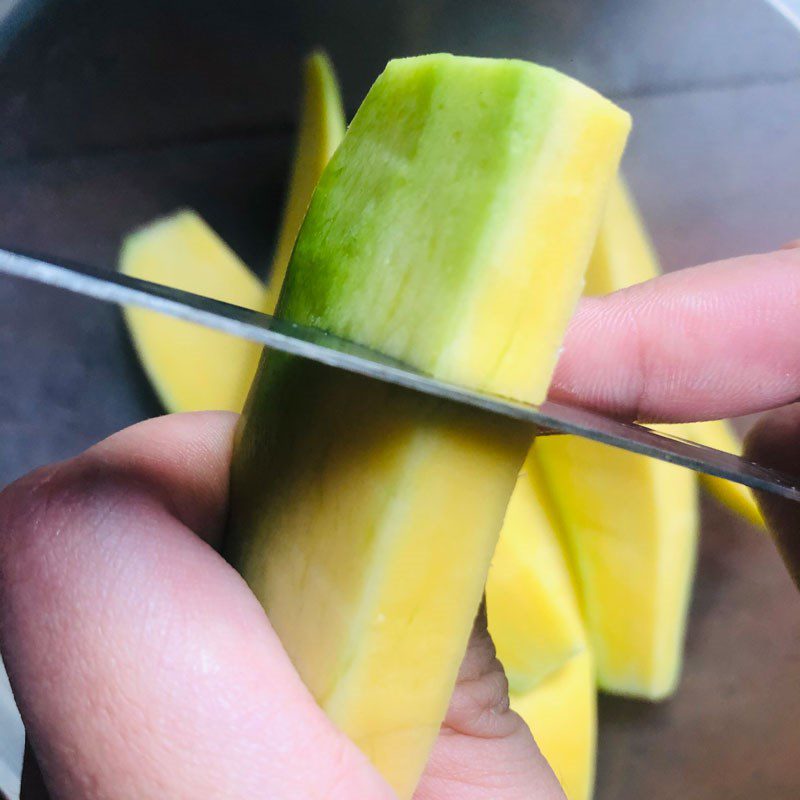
[487,455,585,694]
[682,420,764,527]
[586,176,762,525]
[120,51,346,412]
[511,650,597,800]
[266,51,346,307]
[582,173,658,296]
[227,55,629,797]
[488,457,595,798]
[121,212,264,412]
[535,431,698,698]
[535,176,699,698]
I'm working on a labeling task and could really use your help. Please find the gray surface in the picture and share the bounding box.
[1,1,800,798]
[0,137,290,490]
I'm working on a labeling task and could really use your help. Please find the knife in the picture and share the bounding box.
[1,245,798,502]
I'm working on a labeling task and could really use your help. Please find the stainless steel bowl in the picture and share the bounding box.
[1,1,799,797]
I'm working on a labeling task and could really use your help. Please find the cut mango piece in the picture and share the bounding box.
[535,431,698,698]
[587,176,762,525]
[487,455,585,694]
[511,650,596,800]
[583,173,660,295]
[121,211,264,412]
[121,51,346,412]
[278,56,629,400]
[538,176,699,698]
[683,420,764,527]
[227,55,629,798]
[266,50,346,307]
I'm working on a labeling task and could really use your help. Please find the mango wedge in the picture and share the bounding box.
[487,455,585,694]
[536,176,699,698]
[121,212,264,412]
[586,176,762,525]
[266,51,346,306]
[120,52,346,412]
[535,431,698,698]
[511,650,597,800]
[582,173,658,296]
[228,55,629,797]
[682,420,764,527]
[488,457,595,798]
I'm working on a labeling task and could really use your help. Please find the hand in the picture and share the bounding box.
[0,412,565,800]
[2,245,800,798]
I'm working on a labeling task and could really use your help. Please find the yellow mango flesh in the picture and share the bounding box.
[586,176,762,525]
[487,456,586,694]
[682,420,764,527]
[511,650,597,800]
[120,51,346,412]
[279,56,630,402]
[228,56,630,798]
[121,211,264,412]
[488,457,595,798]
[537,176,699,698]
[582,173,659,296]
[235,367,529,795]
[266,51,346,306]
[536,431,698,698]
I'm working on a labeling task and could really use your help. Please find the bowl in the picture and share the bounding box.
[1,1,799,797]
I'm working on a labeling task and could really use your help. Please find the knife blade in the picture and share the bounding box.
[0,245,798,502]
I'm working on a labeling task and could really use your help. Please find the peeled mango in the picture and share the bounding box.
[511,650,597,800]
[584,176,762,526]
[487,456,585,694]
[120,52,345,413]
[121,212,263,412]
[488,456,596,799]
[226,56,629,797]
[535,177,699,699]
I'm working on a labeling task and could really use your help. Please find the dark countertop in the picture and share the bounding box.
[1,1,800,797]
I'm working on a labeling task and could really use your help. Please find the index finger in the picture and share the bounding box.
[550,247,800,422]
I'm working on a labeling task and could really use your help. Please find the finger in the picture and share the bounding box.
[551,247,800,422]
[744,404,800,589]
[0,412,393,800]
[416,602,564,800]
[81,409,240,543]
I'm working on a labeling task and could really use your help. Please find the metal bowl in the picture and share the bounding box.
[1,1,799,797]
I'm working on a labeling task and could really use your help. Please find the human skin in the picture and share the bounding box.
[2,246,800,799]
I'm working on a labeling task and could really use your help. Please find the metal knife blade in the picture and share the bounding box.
[1,246,798,502]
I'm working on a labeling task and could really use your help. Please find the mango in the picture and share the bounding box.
[488,457,596,799]
[227,55,629,797]
[586,176,762,525]
[536,430,698,698]
[120,51,346,412]
[266,51,346,305]
[511,650,596,800]
[682,420,764,527]
[487,455,585,694]
[121,212,263,412]
[535,176,699,698]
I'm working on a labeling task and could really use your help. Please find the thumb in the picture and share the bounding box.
[744,404,800,589]
[0,413,394,800]
[415,601,565,800]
